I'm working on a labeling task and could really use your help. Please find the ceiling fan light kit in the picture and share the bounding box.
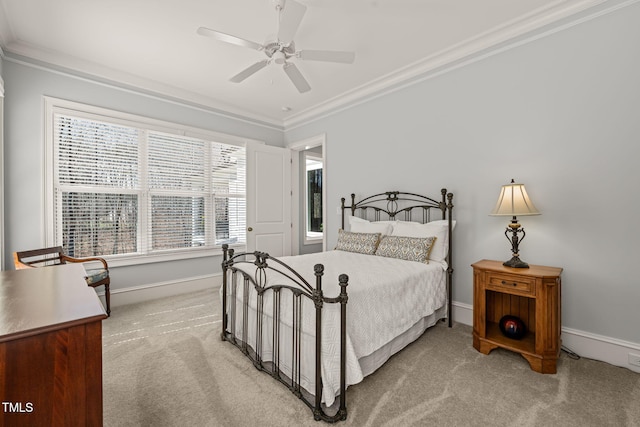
[197,0,355,93]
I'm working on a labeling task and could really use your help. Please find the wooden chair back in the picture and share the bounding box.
[13,246,111,317]
[14,246,68,269]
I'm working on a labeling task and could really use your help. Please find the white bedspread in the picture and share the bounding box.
[225,250,446,406]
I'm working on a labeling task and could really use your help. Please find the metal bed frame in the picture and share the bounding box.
[341,189,455,327]
[220,189,454,422]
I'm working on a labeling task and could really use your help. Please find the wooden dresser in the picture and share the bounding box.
[0,264,107,426]
[472,259,562,374]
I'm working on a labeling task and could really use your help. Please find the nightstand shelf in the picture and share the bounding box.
[472,259,562,374]
[486,321,535,355]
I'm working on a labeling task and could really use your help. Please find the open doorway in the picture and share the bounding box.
[289,134,326,255]
[303,149,323,249]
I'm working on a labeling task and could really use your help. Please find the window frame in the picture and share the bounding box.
[303,151,323,244]
[44,97,258,267]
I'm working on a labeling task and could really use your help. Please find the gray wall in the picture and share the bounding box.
[2,60,284,288]
[285,4,640,344]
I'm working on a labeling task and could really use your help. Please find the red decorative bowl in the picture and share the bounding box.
[499,315,526,340]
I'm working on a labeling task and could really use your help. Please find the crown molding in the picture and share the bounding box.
[283,0,612,130]
[2,0,637,132]
[2,43,284,131]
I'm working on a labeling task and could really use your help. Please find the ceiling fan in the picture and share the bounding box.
[197,0,355,93]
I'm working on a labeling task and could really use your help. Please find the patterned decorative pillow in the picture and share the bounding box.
[335,229,381,255]
[374,235,436,263]
[391,220,455,263]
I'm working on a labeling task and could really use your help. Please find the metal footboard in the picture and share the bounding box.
[221,245,349,422]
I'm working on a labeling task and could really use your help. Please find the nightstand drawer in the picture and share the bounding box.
[486,273,535,295]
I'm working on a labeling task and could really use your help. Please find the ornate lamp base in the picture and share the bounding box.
[503,255,529,268]
[504,218,530,268]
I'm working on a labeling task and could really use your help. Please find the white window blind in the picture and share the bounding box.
[53,112,246,258]
[212,143,246,246]
[148,132,206,251]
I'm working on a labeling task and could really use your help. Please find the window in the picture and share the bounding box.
[304,153,323,241]
[47,99,246,261]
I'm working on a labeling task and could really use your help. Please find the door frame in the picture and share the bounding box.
[288,134,326,255]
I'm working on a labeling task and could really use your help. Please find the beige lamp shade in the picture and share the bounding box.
[490,181,540,216]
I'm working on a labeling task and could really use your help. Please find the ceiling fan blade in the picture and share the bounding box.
[230,60,270,83]
[298,50,356,64]
[277,0,307,45]
[283,62,311,93]
[197,27,263,51]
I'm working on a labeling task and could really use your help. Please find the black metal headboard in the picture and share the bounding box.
[340,189,453,228]
[340,189,455,327]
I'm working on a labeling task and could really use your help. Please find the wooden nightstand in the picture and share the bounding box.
[472,259,563,374]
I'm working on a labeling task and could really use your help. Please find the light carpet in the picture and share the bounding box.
[102,289,640,426]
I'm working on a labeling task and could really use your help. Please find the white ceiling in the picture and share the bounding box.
[0,0,604,128]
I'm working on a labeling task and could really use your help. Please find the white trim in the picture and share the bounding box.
[3,53,283,130]
[284,0,635,130]
[93,249,244,268]
[452,300,474,327]
[97,275,640,374]
[452,302,640,373]
[5,0,632,130]
[286,134,326,151]
[97,273,222,308]
[42,97,55,249]
[304,232,323,245]
[290,148,300,255]
[43,96,263,148]
[42,96,254,264]
[287,134,327,253]
[302,152,323,246]
[561,327,640,373]
[101,283,640,374]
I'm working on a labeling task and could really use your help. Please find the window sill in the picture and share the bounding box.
[303,233,323,246]
[104,245,247,268]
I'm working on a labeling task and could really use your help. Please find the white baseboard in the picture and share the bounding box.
[561,327,640,373]
[96,273,222,308]
[452,300,474,326]
[452,301,640,374]
[99,281,640,374]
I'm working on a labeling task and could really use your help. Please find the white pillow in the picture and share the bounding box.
[391,219,456,264]
[349,216,394,235]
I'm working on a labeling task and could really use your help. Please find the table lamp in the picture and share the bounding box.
[490,179,540,268]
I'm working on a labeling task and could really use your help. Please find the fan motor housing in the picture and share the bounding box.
[264,40,296,60]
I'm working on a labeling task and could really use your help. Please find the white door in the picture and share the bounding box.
[246,142,292,257]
